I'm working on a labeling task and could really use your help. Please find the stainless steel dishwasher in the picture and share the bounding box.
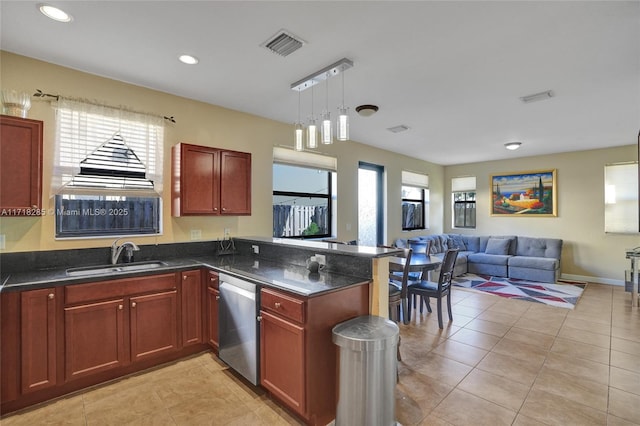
[218,273,260,385]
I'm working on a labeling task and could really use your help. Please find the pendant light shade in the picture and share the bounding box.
[294,90,304,151]
[307,119,318,149]
[321,112,332,144]
[337,107,349,141]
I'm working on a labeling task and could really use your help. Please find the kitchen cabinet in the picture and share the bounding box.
[21,288,58,394]
[206,270,220,350]
[0,115,43,214]
[171,143,251,216]
[64,273,178,381]
[260,283,369,425]
[180,269,203,347]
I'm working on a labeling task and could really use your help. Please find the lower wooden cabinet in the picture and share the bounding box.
[130,291,178,362]
[64,299,127,380]
[206,270,220,350]
[260,283,369,425]
[20,288,57,394]
[180,270,202,346]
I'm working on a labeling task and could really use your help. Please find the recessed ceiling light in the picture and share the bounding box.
[38,4,72,22]
[355,105,379,117]
[505,142,522,150]
[178,54,199,65]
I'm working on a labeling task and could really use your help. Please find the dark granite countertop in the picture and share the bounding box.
[0,254,369,297]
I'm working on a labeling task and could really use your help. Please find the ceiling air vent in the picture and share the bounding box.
[262,30,305,57]
[387,125,410,134]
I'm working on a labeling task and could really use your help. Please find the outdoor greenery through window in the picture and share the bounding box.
[401,170,429,231]
[452,176,476,229]
[273,163,334,238]
[53,99,163,238]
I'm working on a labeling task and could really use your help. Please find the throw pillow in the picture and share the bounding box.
[485,238,510,255]
[448,235,467,251]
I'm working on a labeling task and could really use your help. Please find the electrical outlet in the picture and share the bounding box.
[224,228,231,238]
[314,254,326,266]
[190,229,202,240]
[252,245,260,254]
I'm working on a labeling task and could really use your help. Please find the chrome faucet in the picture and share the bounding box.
[111,238,140,265]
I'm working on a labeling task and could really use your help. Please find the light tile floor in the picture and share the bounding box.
[2,283,639,425]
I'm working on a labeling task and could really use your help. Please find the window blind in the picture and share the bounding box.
[402,170,429,188]
[452,176,476,192]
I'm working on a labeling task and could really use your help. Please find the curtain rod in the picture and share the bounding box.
[32,89,176,123]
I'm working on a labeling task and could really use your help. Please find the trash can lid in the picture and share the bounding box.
[332,315,399,351]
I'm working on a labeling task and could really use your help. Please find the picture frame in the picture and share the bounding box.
[491,169,557,216]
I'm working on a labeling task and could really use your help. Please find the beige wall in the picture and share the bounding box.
[0,52,443,253]
[2,52,636,284]
[444,146,638,284]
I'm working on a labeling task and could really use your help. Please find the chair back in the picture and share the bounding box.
[438,249,459,292]
[408,239,432,255]
[386,247,413,299]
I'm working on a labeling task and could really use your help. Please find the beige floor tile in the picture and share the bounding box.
[607,414,640,426]
[503,327,556,349]
[487,299,531,316]
[491,338,548,365]
[543,352,610,385]
[612,326,640,343]
[520,388,607,426]
[612,336,640,356]
[449,327,501,350]
[611,350,640,374]
[609,387,640,424]
[531,366,609,412]
[464,318,511,337]
[457,369,529,411]
[511,413,548,426]
[431,389,517,426]
[610,366,640,396]
[567,310,612,326]
[456,293,499,310]
[550,337,610,364]
[514,315,563,336]
[451,303,485,318]
[0,395,85,426]
[396,371,454,425]
[476,352,544,386]
[557,325,611,348]
[432,339,489,366]
[561,316,612,335]
[414,352,474,387]
[476,309,521,326]
[418,414,456,425]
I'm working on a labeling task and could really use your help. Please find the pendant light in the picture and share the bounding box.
[321,75,333,144]
[336,71,349,141]
[307,85,318,149]
[294,90,304,151]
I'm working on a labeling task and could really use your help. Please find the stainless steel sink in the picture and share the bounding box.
[66,260,168,277]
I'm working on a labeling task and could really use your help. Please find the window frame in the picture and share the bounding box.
[272,164,334,239]
[401,185,427,231]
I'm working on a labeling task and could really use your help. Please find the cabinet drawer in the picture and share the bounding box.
[261,288,305,324]
[206,270,219,289]
[65,273,177,305]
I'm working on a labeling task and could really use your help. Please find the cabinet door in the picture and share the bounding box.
[0,115,43,212]
[130,291,178,362]
[21,288,57,393]
[206,287,220,350]
[64,299,127,381]
[180,270,202,346]
[220,150,251,215]
[180,144,220,215]
[260,310,306,416]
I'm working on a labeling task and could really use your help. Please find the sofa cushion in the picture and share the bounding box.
[516,236,562,260]
[479,235,517,255]
[508,256,558,271]
[462,236,480,252]
[485,238,511,255]
[467,253,511,265]
[447,234,467,251]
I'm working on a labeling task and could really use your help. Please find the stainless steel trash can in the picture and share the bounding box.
[332,315,399,426]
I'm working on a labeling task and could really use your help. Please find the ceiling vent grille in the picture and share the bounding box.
[262,30,305,57]
[387,125,410,134]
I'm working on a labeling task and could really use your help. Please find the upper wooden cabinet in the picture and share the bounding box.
[171,143,251,216]
[0,115,43,214]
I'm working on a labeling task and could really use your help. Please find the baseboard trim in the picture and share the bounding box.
[561,273,624,286]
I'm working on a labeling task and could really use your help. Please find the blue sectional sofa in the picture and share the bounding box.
[394,234,563,283]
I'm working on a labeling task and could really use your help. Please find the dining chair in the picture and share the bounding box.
[407,248,459,329]
[378,245,413,325]
[407,238,433,310]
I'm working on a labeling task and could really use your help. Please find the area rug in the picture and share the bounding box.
[452,273,586,309]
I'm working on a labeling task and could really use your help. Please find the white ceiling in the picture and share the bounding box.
[1,1,639,165]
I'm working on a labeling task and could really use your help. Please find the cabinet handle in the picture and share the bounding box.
[32,205,38,209]
[210,277,215,281]
[131,302,137,308]
[213,207,218,211]
[274,302,281,309]
[215,295,220,300]
[183,275,188,280]
[118,304,123,310]
[257,315,262,322]
[222,208,226,212]
[48,293,54,300]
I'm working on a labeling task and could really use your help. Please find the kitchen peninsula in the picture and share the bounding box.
[0,237,399,424]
